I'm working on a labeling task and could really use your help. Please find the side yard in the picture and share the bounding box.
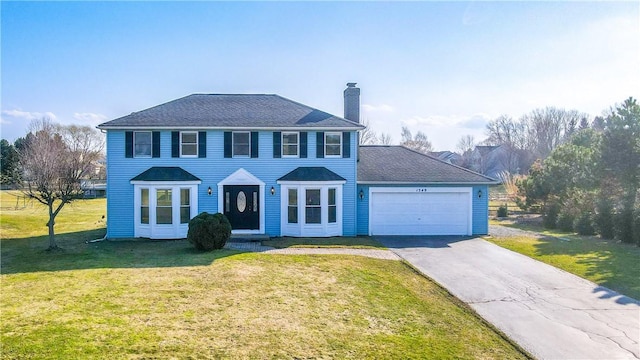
[0,192,527,359]
[489,218,640,300]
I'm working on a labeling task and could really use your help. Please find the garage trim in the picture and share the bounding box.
[368,187,473,236]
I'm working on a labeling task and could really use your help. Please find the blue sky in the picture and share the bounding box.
[2,1,638,150]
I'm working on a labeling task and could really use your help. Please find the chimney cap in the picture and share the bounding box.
[346,82,357,87]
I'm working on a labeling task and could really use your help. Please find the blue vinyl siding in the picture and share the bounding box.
[356,184,489,236]
[106,130,358,238]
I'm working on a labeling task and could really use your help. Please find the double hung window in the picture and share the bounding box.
[282,132,299,157]
[325,132,342,157]
[233,132,250,157]
[180,132,198,157]
[134,131,152,157]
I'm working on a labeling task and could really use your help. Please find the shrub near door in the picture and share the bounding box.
[187,212,232,251]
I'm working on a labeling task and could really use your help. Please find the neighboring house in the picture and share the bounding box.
[470,145,510,179]
[429,150,463,166]
[98,84,496,239]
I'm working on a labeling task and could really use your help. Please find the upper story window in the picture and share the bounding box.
[180,132,198,157]
[282,132,299,157]
[233,132,250,157]
[325,132,342,157]
[134,131,152,158]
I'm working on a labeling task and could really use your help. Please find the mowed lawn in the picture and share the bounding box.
[1,191,527,359]
[489,219,640,300]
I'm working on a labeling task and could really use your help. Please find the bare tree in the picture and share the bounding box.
[379,133,392,145]
[400,126,433,153]
[19,118,104,250]
[521,107,587,159]
[359,119,378,145]
[456,135,475,169]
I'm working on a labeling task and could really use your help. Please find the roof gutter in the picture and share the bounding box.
[357,181,500,185]
[96,125,365,131]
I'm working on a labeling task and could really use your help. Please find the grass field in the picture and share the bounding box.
[1,191,527,359]
[489,219,640,300]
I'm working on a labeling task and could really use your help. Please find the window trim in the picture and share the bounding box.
[281,132,299,158]
[134,131,152,158]
[232,131,251,158]
[324,132,342,158]
[277,181,345,237]
[180,131,198,157]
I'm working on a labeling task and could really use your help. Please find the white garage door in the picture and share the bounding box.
[369,188,472,236]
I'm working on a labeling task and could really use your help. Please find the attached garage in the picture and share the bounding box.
[357,146,498,236]
[369,187,472,236]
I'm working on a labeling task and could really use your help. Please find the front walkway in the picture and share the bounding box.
[378,236,640,360]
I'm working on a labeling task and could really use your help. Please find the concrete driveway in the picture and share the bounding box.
[378,236,640,360]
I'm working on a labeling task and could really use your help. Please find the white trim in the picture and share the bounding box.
[99,126,365,131]
[324,131,342,158]
[180,131,198,158]
[132,184,199,239]
[217,168,265,235]
[368,186,472,236]
[277,180,346,186]
[279,183,343,237]
[281,131,299,158]
[131,180,201,186]
[357,181,499,185]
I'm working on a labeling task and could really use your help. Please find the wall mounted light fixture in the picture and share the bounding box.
[271,186,276,195]
[208,186,212,196]
[478,189,482,198]
[359,189,364,200]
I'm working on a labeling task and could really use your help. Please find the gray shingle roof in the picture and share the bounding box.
[278,167,346,182]
[98,94,364,130]
[358,146,497,184]
[131,167,201,182]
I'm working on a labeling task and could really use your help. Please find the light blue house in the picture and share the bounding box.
[98,84,496,239]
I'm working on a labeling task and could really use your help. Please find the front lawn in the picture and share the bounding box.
[1,192,527,359]
[489,219,640,300]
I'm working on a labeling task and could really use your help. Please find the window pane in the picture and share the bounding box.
[306,189,320,206]
[328,188,336,206]
[288,189,297,206]
[157,189,172,206]
[180,207,190,224]
[329,206,337,223]
[283,144,298,156]
[180,189,190,206]
[182,144,197,156]
[141,188,149,206]
[157,207,172,224]
[305,207,321,224]
[141,207,149,224]
[288,206,298,224]
[326,134,341,145]
[233,132,250,156]
[134,132,152,156]
[326,144,341,156]
[182,133,197,143]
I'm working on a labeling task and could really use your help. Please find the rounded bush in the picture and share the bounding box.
[574,211,595,236]
[543,202,560,229]
[556,210,575,232]
[187,212,232,251]
[497,204,508,218]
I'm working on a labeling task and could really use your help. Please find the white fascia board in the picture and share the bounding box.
[369,186,472,194]
[357,181,499,185]
[276,180,346,186]
[130,180,201,185]
[98,126,364,131]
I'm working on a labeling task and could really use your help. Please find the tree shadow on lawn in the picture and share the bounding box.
[531,235,640,302]
[1,228,241,275]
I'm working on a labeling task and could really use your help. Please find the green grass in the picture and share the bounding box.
[489,219,640,300]
[263,236,385,249]
[1,191,528,358]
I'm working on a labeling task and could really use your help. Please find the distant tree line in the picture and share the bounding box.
[516,98,639,245]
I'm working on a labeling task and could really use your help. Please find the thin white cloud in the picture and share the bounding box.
[362,103,394,113]
[1,109,57,121]
[401,113,490,129]
[73,112,108,126]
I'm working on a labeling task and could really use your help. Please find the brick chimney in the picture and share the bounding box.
[344,82,360,123]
